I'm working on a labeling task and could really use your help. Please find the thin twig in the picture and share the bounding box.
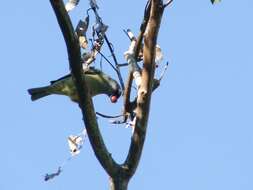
[104,34,125,92]
[117,63,129,67]
[163,0,173,8]
[123,29,132,41]
[96,112,124,119]
[159,61,169,81]
[94,46,118,72]
[89,6,125,93]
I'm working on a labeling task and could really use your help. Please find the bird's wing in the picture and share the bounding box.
[50,74,71,84]
[49,67,102,84]
[84,67,102,75]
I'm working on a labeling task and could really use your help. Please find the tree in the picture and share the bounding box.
[33,0,219,189]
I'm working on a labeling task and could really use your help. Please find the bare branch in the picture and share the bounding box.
[123,0,165,178]
[122,0,152,123]
[122,72,133,122]
[49,0,119,177]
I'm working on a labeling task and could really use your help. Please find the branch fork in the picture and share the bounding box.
[49,0,169,189]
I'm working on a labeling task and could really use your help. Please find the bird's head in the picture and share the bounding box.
[100,71,122,103]
[88,68,122,103]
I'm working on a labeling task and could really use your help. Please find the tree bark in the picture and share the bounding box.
[110,177,129,190]
[123,0,165,178]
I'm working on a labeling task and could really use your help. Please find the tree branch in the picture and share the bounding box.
[122,0,152,121]
[123,0,165,178]
[49,0,119,177]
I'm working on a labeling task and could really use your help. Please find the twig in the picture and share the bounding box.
[158,61,169,81]
[123,29,136,41]
[104,34,125,92]
[96,112,124,119]
[94,46,118,72]
[117,63,129,67]
[89,6,125,92]
[163,0,173,8]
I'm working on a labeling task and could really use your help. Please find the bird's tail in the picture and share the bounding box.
[27,86,51,101]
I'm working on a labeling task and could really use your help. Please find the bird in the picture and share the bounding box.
[28,67,121,103]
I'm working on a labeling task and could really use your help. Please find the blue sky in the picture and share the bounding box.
[0,0,253,190]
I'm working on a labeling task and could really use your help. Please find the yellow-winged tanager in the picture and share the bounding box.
[28,67,121,103]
